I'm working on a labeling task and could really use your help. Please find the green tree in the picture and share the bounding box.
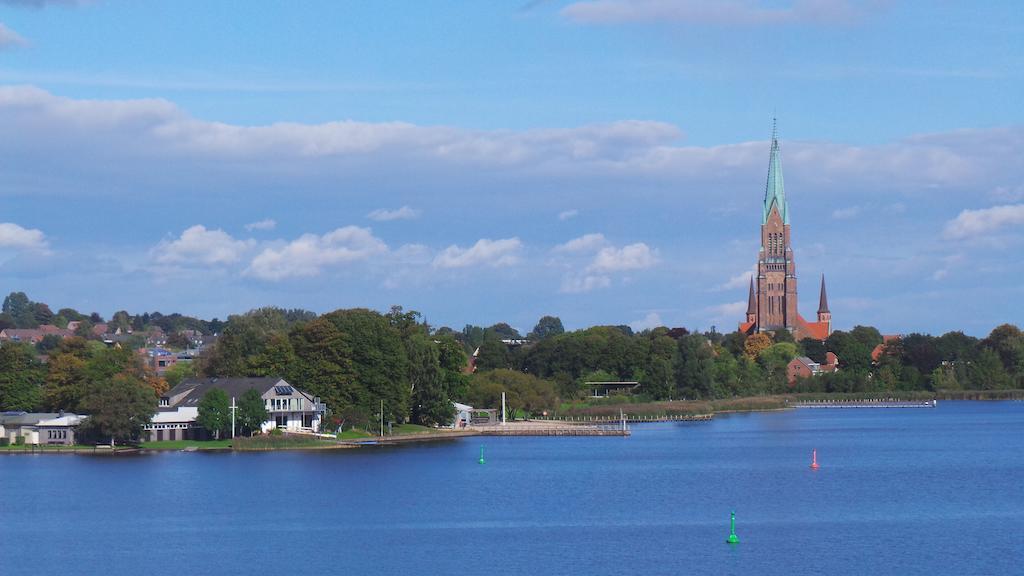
[163,361,196,389]
[826,331,872,374]
[528,316,565,341]
[772,328,795,344]
[799,337,827,364]
[77,374,156,445]
[676,334,714,399]
[43,350,88,411]
[475,337,510,372]
[236,388,269,435]
[467,369,557,419]
[0,342,44,411]
[2,291,36,328]
[197,388,231,439]
[407,333,453,426]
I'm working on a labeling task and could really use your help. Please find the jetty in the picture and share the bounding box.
[791,399,937,409]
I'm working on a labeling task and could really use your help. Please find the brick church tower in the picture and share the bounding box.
[740,123,831,341]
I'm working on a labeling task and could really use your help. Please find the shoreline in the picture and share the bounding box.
[5,393,1021,455]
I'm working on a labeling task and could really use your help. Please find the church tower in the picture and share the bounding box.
[755,122,798,332]
[739,122,833,341]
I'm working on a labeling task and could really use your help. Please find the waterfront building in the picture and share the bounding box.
[787,353,839,384]
[0,412,86,446]
[146,377,326,441]
[739,124,832,341]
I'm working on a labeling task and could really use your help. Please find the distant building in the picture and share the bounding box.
[145,377,326,441]
[586,381,640,398]
[739,123,832,342]
[0,412,86,446]
[787,352,839,385]
[0,325,73,344]
[871,335,901,362]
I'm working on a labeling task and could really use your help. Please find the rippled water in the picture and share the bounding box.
[2,401,1022,575]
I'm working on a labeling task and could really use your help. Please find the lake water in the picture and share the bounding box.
[2,401,1022,575]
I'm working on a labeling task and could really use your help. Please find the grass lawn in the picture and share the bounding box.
[140,439,233,450]
[338,429,372,439]
[390,423,443,435]
[2,444,97,451]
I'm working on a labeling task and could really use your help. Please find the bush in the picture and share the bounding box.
[270,428,283,436]
[15,435,25,445]
[0,437,8,446]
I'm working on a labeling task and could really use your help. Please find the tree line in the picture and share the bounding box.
[2,290,1022,436]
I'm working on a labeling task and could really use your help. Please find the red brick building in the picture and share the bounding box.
[739,124,831,341]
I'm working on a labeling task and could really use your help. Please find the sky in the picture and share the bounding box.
[0,0,1021,337]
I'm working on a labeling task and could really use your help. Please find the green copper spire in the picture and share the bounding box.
[762,119,789,225]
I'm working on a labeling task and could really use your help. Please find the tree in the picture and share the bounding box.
[36,334,63,353]
[676,334,714,398]
[77,374,156,445]
[826,331,872,374]
[33,303,54,326]
[163,361,195,389]
[467,369,557,419]
[772,328,795,344]
[0,343,44,411]
[799,338,827,364]
[236,388,269,435]
[43,350,88,411]
[407,333,454,426]
[475,337,510,372]
[486,322,521,340]
[528,316,564,341]
[2,291,36,328]
[197,388,231,439]
[743,333,773,359]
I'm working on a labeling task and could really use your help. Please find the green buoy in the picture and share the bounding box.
[478,445,486,465]
[726,511,740,544]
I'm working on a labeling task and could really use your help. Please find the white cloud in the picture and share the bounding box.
[562,0,867,25]
[0,222,48,251]
[629,312,663,331]
[153,225,252,266]
[554,233,607,253]
[831,206,862,220]
[246,226,387,281]
[705,301,747,323]
[560,274,612,293]
[990,185,1024,202]
[1,86,1019,202]
[717,266,755,291]
[558,209,579,221]
[433,237,522,269]
[244,218,277,232]
[0,23,26,49]
[367,205,421,221]
[588,242,659,273]
[943,204,1024,240]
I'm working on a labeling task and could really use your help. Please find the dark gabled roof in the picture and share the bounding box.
[164,377,290,408]
[0,412,61,426]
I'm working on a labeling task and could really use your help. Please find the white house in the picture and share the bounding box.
[146,377,326,441]
[0,412,86,446]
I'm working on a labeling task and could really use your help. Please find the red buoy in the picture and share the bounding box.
[810,449,820,470]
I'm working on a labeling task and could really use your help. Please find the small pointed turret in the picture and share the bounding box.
[745,276,757,324]
[762,119,788,225]
[817,274,830,314]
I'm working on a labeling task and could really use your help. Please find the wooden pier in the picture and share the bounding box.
[792,399,937,409]
[478,424,629,437]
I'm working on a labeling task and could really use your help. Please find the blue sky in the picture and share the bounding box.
[0,0,1021,336]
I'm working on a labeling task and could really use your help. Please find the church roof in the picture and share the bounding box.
[763,121,789,225]
[818,275,830,314]
[746,277,757,315]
